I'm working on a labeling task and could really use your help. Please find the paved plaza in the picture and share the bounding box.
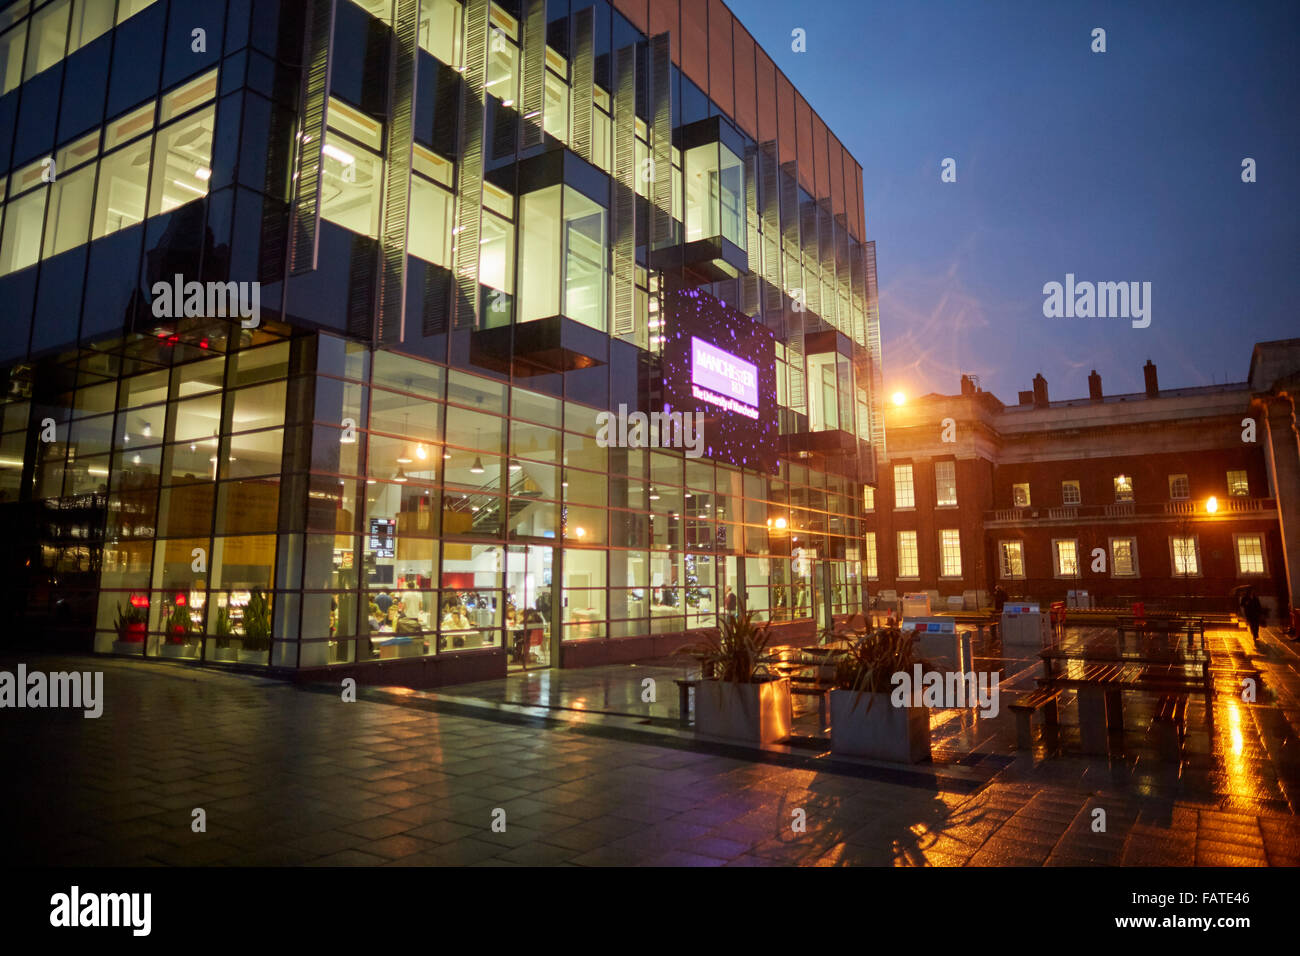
[4,622,1300,867]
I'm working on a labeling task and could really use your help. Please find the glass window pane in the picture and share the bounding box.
[718,143,744,249]
[0,23,26,96]
[56,129,99,174]
[43,162,95,257]
[326,96,383,151]
[24,0,69,81]
[418,0,463,69]
[563,187,606,331]
[104,102,155,151]
[160,69,218,123]
[117,0,161,25]
[321,132,382,238]
[0,189,46,276]
[543,70,568,142]
[92,140,152,239]
[70,0,114,53]
[408,176,453,267]
[518,186,561,322]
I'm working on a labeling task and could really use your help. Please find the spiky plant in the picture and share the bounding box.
[831,626,930,711]
[241,589,272,651]
[675,609,779,683]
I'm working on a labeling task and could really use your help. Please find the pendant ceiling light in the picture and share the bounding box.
[470,456,485,474]
[395,467,408,483]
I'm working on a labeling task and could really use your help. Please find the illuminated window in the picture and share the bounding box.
[1012,482,1030,507]
[486,23,518,106]
[863,485,874,511]
[43,164,95,258]
[1235,534,1265,575]
[418,0,462,69]
[320,131,382,238]
[999,540,1024,579]
[1171,536,1199,576]
[894,464,914,509]
[408,175,453,267]
[24,0,69,82]
[896,531,918,578]
[69,0,114,54]
[863,532,877,579]
[0,21,27,95]
[1110,537,1137,577]
[148,105,215,216]
[543,68,568,143]
[160,69,218,124]
[1227,470,1249,497]
[935,460,957,506]
[1168,474,1189,500]
[91,138,151,240]
[0,188,45,275]
[1054,539,1079,578]
[117,0,161,25]
[939,529,961,577]
[1061,480,1080,506]
[1113,474,1134,502]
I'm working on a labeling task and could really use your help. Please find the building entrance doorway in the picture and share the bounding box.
[505,543,556,671]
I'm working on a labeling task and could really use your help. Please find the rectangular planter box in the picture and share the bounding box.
[693,678,792,746]
[158,643,198,659]
[829,689,931,763]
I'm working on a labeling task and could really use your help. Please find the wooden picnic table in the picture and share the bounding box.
[1036,630,1214,753]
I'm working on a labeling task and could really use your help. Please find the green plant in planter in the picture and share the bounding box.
[831,626,931,711]
[212,606,234,649]
[114,603,148,638]
[241,589,272,651]
[675,610,778,683]
[165,602,196,643]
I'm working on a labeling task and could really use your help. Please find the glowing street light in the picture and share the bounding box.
[1205,496,1218,514]
[892,391,906,406]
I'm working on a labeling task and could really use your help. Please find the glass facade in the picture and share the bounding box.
[0,0,880,682]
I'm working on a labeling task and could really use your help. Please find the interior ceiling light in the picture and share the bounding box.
[470,456,485,474]
[509,459,521,471]
[648,487,660,500]
[415,444,428,460]
[394,467,408,483]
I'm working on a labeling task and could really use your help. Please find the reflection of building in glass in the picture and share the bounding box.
[0,0,884,686]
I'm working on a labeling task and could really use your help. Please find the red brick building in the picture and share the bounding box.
[864,340,1300,620]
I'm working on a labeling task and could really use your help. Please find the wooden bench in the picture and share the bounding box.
[1152,694,1188,762]
[1010,689,1061,750]
[1117,616,1203,650]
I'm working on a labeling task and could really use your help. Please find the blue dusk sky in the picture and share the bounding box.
[729,0,1299,403]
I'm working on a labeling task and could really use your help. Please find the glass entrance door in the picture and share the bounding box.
[505,543,555,671]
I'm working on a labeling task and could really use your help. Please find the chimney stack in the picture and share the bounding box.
[960,375,976,397]
[1143,359,1159,397]
[1032,373,1049,408]
[1088,369,1103,402]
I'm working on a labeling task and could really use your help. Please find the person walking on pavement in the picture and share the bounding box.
[1242,591,1265,653]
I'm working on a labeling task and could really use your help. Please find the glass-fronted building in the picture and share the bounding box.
[0,0,882,685]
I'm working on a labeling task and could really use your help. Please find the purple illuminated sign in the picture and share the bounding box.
[691,337,759,414]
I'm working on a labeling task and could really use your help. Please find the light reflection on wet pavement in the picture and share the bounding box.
[3,625,1297,866]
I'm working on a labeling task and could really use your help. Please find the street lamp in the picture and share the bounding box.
[892,391,906,406]
[1205,496,1218,514]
